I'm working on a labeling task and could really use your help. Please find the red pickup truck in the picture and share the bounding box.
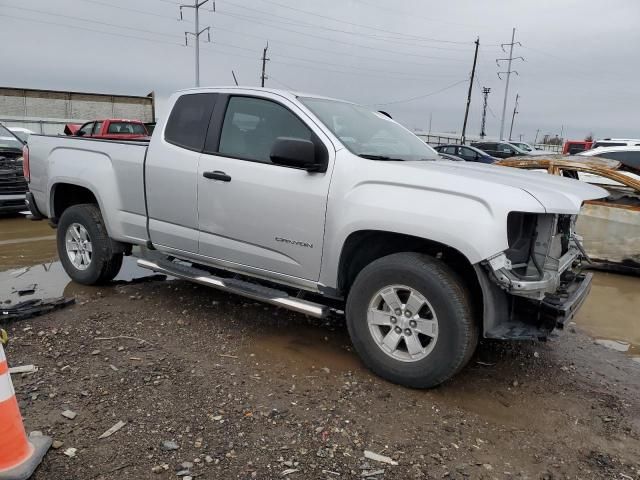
[64,119,149,140]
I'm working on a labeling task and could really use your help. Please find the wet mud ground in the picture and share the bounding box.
[1,215,639,479]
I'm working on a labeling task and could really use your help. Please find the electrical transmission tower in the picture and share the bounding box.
[261,43,269,87]
[480,87,491,138]
[496,28,524,140]
[509,93,520,141]
[180,0,213,87]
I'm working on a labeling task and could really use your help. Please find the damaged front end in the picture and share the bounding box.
[479,212,593,340]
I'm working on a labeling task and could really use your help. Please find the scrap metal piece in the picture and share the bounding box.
[0,297,75,323]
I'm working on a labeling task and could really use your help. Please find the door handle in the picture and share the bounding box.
[203,170,232,182]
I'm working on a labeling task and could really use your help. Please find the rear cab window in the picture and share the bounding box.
[107,121,146,135]
[164,93,218,151]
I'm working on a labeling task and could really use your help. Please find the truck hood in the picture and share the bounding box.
[397,160,608,214]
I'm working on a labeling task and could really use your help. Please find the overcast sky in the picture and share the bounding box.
[1,0,639,142]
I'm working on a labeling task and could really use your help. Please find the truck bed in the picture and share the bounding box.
[28,134,150,244]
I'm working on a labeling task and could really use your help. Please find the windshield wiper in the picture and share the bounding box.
[358,154,404,161]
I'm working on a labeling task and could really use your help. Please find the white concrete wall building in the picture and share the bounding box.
[0,87,155,134]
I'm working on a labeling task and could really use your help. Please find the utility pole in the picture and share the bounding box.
[428,112,432,134]
[461,37,479,145]
[497,28,524,140]
[480,86,491,138]
[261,42,269,87]
[534,128,540,145]
[180,0,212,87]
[508,93,519,141]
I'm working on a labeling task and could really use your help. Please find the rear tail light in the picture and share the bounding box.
[22,145,30,182]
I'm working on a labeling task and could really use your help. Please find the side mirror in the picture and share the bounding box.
[270,137,326,172]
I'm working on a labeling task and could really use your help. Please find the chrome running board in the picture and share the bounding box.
[137,258,330,318]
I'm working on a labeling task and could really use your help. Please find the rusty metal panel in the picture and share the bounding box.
[577,203,640,266]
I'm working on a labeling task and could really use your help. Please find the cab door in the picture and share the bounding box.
[145,93,217,255]
[196,94,334,282]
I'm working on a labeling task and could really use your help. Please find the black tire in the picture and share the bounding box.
[57,203,123,285]
[346,252,478,388]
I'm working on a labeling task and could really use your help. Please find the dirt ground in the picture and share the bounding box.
[1,216,640,479]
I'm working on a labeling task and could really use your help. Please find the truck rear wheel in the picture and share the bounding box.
[346,252,477,388]
[57,204,123,285]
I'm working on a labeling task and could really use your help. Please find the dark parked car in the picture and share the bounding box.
[0,122,27,213]
[471,141,528,159]
[434,144,498,164]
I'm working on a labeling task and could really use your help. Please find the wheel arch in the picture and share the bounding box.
[336,230,485,328]
[50,182,102,223]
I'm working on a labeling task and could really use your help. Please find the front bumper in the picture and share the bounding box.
[539,271,592,328]
[479,266,593,341]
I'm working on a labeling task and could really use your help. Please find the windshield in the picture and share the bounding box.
[107,122,147,134]
[299,97,438,161]
[0,123,25,151]
[11,130,31,142]
[511,142,532,151]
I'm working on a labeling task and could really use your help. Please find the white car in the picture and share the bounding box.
[509,141,551,156]
[8,127,35,143]
[578,146,640,173]
[591,138,640,149]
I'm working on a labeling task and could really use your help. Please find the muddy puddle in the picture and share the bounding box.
[1,214,154,305]
[575,271,640,362]
[0,215,56,270]
[247,324,362,375]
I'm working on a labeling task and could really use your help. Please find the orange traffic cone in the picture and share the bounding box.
[0,336,51,480]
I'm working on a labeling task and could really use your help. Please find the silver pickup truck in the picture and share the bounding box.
[24,87,606,387]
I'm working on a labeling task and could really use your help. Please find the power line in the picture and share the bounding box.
[77,0,475,69]
[205,44,455,83]
[218,2,472,51]
[1,4,184,40]
[215,10,470,60]
[268,76,296,91]
[251,0,474,45]
[8,2,456,82]
[214,24,465,69]
[349,0,485,30]
[0,12,184,46]
[80,0,188,21]
[369,79,469,106]
[205,42,464,82]
[4,3,461,79]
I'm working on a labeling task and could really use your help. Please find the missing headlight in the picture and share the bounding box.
[506,212,537,275]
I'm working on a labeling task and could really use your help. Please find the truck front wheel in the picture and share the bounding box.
[57,204,123,285]
[346,252,477,388]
